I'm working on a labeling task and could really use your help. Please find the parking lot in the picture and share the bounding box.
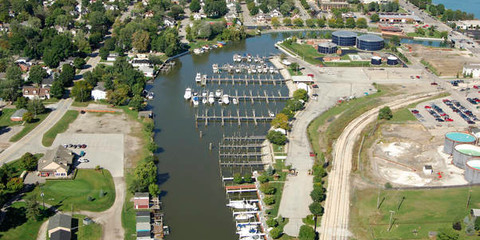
[52,133,124,177]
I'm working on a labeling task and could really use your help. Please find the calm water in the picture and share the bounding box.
[149,33,290,240]
[433,0,480,18]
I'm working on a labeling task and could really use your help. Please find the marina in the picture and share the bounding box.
[197,75,286,86]
[195,109,276,126]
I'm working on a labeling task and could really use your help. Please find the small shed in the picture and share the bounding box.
[423,165,433,175]
[134,192,150,209]
[137,231,151,240]
[471,208,480,218]
[50,229,71,240]
[10,108,28,121]
[137,215,150,223]
[83,217,93,225]
[136,222,151,232]
[136,211,151,217]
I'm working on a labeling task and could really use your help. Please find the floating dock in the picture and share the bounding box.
[196,109,275,126]
[200,75,285,86]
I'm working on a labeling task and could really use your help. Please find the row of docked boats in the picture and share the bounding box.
[184,88,238,106]
[226,200,265,239]
[193,42,226,55]
[233,54,266,63]
[212,64,279,75]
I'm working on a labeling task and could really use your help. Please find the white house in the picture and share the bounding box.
[91,82,107,101]
[107,53,119,62]
[138,65,155,78]
[131,58,151,68]
[164,17,176,28]
[463,63,480,78]
[270,9,282,18]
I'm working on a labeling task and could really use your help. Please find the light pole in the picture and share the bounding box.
[40,191,45,210]
[388,210,395,232]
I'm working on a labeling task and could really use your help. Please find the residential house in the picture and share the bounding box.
[138,65,155,77]
[59,57,75,68]
[134,192,150,209]
[50,230,71,240]
[131,59,152,68]
[255,14,271,23]
[225,12,237,21]
[38,146,74,177]
[18,63,30,72]
[0,23,9,32]
[193,13,206,21]
[22,86,51,100]
[145,11,154,18]
[270,9,282,18]
[91,82,107,101]
[15,57,31,65]
[48,213,72,239]
[164,17,176,28]
[10,109,28,122]
[42,75,55,88]
[107,53,119,62]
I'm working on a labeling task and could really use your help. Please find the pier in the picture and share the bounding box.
[196,109,275,126]
[201,75,285,86]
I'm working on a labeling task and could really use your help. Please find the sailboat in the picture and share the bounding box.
[235,213,254,220]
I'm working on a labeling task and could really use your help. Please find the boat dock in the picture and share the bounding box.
[201,75,285,86]
[219,143,264,150]
[233,90,289,104]
[196,109,275,126]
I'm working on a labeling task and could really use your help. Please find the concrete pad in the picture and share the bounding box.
[52,133,124,177]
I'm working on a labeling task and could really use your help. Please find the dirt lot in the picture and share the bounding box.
[409,44,480,77]
[64,112,144,169]
[367,123,467,187]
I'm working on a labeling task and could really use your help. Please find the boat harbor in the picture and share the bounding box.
[195,109,275,126]
[197,75,285,86]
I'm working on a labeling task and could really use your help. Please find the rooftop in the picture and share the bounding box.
[332,30,357,38]
[357,34,384,42]
[48,213,72,231]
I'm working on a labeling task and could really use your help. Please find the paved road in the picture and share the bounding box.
[318,92,441,240]
[0,99,73,163]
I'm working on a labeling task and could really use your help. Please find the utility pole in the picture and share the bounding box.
[376,187,381,209]
[40,191,45,210]
[388,210,395,232]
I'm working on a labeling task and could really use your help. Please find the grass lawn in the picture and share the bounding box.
[122,171,137,240]
[266,182,285,218]
[30,169,115,212]
[0,202,49,240]
[351,187,480,239]
[389,108,416,122]
[74,214,102,240]
[10,110,51,142]
[287,68,302,76]
[421,59,439,76]
[406,31,444,39]
[6,153,44,178]
[0,108,18,127]
[280,42,324,65]
[42,110,79,147]
[323,61,373,67]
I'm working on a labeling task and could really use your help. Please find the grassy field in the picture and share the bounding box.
[406,31,444,39]
[351,187,480,239]
[30,169,115,212]
[42,110,79,147]
[280,42,324,65]
[10,110,51,142]
[0,109,18,127]
[266,182,285,218]
[122,172,137,240]
[389,108,416,122]
[288,68,302,76]
[74,214,102,240]
[323,61,373,67]
[0,202,48,240]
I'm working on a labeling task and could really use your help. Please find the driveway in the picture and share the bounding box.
[0,99,73,164]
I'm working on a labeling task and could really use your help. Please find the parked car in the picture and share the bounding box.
[78,158,89,163]
[79,151,86,157]
[411,110,419,114]
[309,152,316,157]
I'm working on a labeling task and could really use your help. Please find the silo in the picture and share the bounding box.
[356,34,385,51]
[444,132,477,154]
[387,56,398,65]
[465,160,480,184]
[332,31,358,46]
[452,144,480,169]
[318,42,338,54]
[371,56,382,65]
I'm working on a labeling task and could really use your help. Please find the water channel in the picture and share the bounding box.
[148,32,446,239]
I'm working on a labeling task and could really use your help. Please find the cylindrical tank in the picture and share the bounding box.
[387,56,398,65]
[444,132,477,154]
[465,160,480,184]
[332,30,357,46]
[318,42,338,54]
[452,144,480,169]
[371,56,382,65]
[356,34,384,51]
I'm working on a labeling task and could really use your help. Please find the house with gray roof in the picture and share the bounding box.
[48,213,72,238]
[38,146,74,178]
[50,229,71,240]
[10,109,28,122]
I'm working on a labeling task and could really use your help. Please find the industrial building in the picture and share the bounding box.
[452,144,480,169]
[443,132,477,155]
[317,42,338,54]
[356,34,385,51]
[378,13,423,23]
[465,160,480,184]
[332,30,357,46]
[463,63,480,78]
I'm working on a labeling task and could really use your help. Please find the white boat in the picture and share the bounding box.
[218,99,223,104]
[193,48,204,55]
[236,225,259,237]
[233,98,238,105]
[215,89,222,98]
[202,91,207,97]
[202,98,207,104]
[222,94,230,105]
[208,92,215,104]
[147,92,154,100]
[195,73,201,83]
[184,88,192,100]
[269,111,275,117]
[235,213,254,220]
[226,200,257,210]
[192,96,199,106]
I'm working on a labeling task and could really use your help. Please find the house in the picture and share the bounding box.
[18,63,30,72]
[455,20,480,30]
[38,146,74,177]
[42,75,55,88]
[137,231,151,240]
[225,12,237,21]
[48,213,72,238]
[164,17,176,27]
[145,11,154,18]
[58,57,75,69]
[107,53,119,62]
[50,230,71,240]
[10,109,28,122]
[193,13,205,21]
[270,9,282,18]
[131,59,152,68]
[22,86,51,100]
[91,82,107,101]
[134,192,150,209]
[138,65,156,78]
[463,63,480,78]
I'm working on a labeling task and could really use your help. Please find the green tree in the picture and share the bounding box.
[390,35,400,46]
[50,79,65,99]
[15,96,28,109]
[356,17,367,28]
[378,106,393,120]
[74,58,86,69]
[309,202,324,216]
[437,228,459,240]
[298,225,316,240]
[28,65,47,85]
[169,4,185,20]
[71,81,92,102]
[99,47,110,60]
[264,196,275,205]
[204,0,228,18]
[283,18,292,26]
[27,99,46,116]
[328,18,336,28]
[267,130,287,145]
[269,227,283,239]
[260,184,276,194]
[233,173,244,184]
[293,89,308,102]
[149,183,161,196]
[128,95,145,111]
[25,194,41,220]
[306,19,316,28]
[131,160,157,192]
[20,152,37,171]
[59,64,75,87]
[271,113,290,130]
[271,17,281,28]
[335,17,344,28]
[266,218,278,227]
[243,172,253,183]
[132,30,150,52]
[345,18,356,28]
[310,186,325,202]
[22,111,34,123]
[294,18,304,27]
[370,13,380,22]
[189,0,201,12]
[0,65,23,101]
[316,18,326,28]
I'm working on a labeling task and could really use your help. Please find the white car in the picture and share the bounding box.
[78,158,89,163]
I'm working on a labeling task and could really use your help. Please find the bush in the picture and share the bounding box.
[260,184,277,194]
[269,227,283,239]
[233,173,244,184]
[257,175,269,183]
[266,218,278,227]
[243,173,254,183]
[23,112,34,123]
[267,130,287,145]
[452,221,462,231]
[384,182,393,189]
[298,225,316,240]
[264,196,276,205]
[378,106,393,120]
[20,152,38,171]
[309,202,324,216]
[310,186,325,202]
[293,89,308,102]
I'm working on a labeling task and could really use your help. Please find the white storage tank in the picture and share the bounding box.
[452,144,480,169]
[387,56,398,65]
[465,160,480,184]
[371,56,382,65]
[444,132,477,155]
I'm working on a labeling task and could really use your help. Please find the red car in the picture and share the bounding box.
[445,118,454,122]
[411,110,419,114]
[442,99,450,102]
[431,82,438,85]
[424,106,431,109]
[309,152,316,157]
[474,85,479,89]
[416,76,421,79]
[307,74,314,78]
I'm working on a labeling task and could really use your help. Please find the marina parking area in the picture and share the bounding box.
[52,133,125,177]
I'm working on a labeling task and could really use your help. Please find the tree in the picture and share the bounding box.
[27,99,46,116]
[99,47,110,60]
[310,186,325,202]
[249,6,259,16]
[309,202,324,216]
[266,218,278,227]
[378,106,393,120]
[131,160,157,192]
[370,13,380,22]
[271,113,290,130]
[267,130,287,145]
[316,18,326,28]
[149,183,161,196]
[50,79,65,99]
[233,173,244,184]
[260,184,276,194]
[356,17,367,28]
[0,65,23,101]
[293,18,304,27]
[271,17,281,28]
[345,18,356,28]
[298,225,316,240]
[335,17,344,28]
[132,30,150,52]
[15,96,28,109]
[189,0,201,12]
[204,0,228,18]
[328,18,336,28]
[293,89,308,102]
[283,18,292,26]
[20,152,37,171]
[306,19,316,28]
[390,35,400,46]
[415,27,425,36]
[243,172,254,183]
[71,81,92,102]
[129,95,145,111]
[269,227,283,239]
[28,65,47,85]
[59,64,75,87]
[23,111,34,123]
[169,4,185,20]
[264,196,275,205]
[74,58,86,69]
[437,228,459,240]
[25,194,40,220]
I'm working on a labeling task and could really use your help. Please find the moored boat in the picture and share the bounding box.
[184,88,192,100]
